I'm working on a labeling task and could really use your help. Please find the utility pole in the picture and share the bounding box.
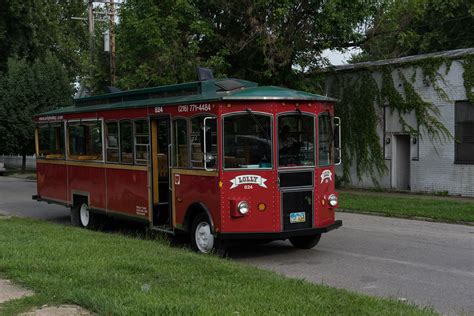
[88,0,95,78]
[109,0,116,86]
[73,0,120,87]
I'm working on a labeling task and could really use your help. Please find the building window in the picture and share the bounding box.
[37,123,65,159]
[134,119,149,165]
[455,101,474,164]
[173,118,189,167]
[67,121,103,161]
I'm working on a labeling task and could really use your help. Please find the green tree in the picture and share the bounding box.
[0,57,73,171]
[355,0,474,61]
[116,0,211,89]
[0,0,89,80]
[115,0,380,89]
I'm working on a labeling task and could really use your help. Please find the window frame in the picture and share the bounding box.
[454,100,474,165]
[105,120,120,163]
[36,121,66,160]
[189,114,218,170]
[119,119,134,165]
[276,111,316,169]
[66,118,105,162]
[222,111,274,171]
[317,112,334,167]
[172,116,190,168]
[133,118,150,165]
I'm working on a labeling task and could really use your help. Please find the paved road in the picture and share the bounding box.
[0,176,69,223]
[1,176,473,315]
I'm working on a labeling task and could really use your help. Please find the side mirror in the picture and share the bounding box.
[334,117,342,165]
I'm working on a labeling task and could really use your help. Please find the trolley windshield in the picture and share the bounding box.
[223,113,272,169]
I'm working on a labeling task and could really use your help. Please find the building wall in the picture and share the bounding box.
[0,155,36,170]
[332,59,474,197]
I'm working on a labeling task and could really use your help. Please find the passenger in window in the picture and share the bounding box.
[279,125,301,165]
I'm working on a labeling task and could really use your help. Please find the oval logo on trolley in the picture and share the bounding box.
[230,175,268,189]
[320,170,333,184]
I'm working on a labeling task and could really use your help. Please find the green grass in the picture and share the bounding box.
[339,192,474,223]
[0,216,434,315]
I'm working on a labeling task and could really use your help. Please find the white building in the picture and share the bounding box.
[325,48,474,197]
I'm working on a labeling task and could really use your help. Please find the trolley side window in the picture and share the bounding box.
[278,114,315,167]
[106,121,119,162]
[223,113,272,169]
[134,119,149,165]
[190,115,217,169]
[173,118,189,167]
[318,113,333,166]
[120,120,133,164]
[37,123,65,159]
[67,121,103,161]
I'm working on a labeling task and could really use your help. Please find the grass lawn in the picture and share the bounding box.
[339,192,474,223]
[0,216,434,315]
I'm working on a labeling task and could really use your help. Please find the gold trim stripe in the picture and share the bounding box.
[172,168,217,177]
[37,159,148,171]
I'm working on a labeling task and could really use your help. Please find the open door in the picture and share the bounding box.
[392,134,410,190]
[151,116,172,229]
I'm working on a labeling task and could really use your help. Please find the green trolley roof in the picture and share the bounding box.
[38,78,336,116]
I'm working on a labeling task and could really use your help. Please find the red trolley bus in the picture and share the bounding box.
[33,77,342,253]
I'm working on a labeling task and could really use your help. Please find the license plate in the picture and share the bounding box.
[290,212,306,223]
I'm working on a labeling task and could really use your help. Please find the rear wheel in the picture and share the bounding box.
[289,234,321,249]
[191,213,226,256]
[71,202,102,229]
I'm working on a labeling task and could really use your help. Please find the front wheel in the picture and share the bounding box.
[191,213,226,256]
[289,234,321,249]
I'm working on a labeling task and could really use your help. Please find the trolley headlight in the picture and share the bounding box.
[237,201,249,215]
[328,194,338,207]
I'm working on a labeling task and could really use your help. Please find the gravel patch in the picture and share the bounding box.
[0,279,33,304]
[20,305,94,316]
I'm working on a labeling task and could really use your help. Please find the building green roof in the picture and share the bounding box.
[37,78,335,117]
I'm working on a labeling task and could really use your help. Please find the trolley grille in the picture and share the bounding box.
[282,190,313,230]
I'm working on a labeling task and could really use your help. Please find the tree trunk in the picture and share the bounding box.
[22,154,26,173]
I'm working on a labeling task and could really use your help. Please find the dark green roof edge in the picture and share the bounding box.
[224,86,337,102]
[37,79,335,117]
[74,78,257,104]
[39,93,222,116]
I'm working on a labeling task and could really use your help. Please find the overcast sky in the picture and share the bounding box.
[322,47,362,65]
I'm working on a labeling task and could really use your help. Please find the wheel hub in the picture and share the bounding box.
[195,222,214,253]
[79,204,90,227]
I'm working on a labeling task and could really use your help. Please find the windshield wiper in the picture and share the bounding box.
[246,108,271,141]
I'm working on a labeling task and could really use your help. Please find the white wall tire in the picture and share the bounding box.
[79,203,90,227]
[191,213,214,253]
[71,201,102,230]
[190,213,226,255]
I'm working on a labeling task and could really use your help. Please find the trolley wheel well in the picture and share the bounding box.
[184,202,214,233]
[72,194,88,207]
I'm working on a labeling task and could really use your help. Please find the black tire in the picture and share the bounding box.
[191,213,226,256]
[70,202,103,230]
[70,204,82,227]
[289,234,321,249]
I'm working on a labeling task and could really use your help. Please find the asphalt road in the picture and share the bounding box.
[1,176,473,315]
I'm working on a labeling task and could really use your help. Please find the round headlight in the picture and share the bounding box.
[328,194,338,207]
[238,201,249,215]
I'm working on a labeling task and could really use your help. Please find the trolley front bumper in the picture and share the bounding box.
[217,220,342,240]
